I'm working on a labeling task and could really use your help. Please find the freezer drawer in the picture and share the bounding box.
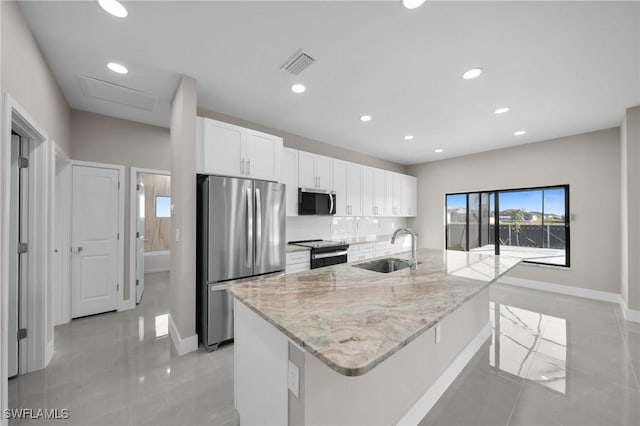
[207,284,234,349]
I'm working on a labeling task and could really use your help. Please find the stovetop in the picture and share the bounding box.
[289,239,348,250]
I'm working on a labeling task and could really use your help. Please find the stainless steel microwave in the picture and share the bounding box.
[298,188,336,215]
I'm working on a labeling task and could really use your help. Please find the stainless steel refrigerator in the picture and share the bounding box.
[197,175,285,350]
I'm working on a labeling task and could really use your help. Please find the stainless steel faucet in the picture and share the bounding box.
[391,227,418,270]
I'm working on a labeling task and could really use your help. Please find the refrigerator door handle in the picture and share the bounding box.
[255,187,262,266]
[246,187,252,267]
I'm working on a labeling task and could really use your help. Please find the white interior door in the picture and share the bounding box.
[71,165,120,318]
[136,174,145,303]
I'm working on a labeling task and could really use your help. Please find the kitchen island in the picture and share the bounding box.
[228,248,520,425]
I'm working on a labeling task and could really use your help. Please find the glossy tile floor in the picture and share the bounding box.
[8,273,238,426]
[8,276,640,425]
[421,283,640,426]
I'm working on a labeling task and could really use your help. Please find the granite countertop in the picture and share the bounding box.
[229,248,520,377]
[286,245,311,253]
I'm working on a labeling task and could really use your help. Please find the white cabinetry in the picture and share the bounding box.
[348,243,375,263]
[374,169,387,216]
[361,167,375,217]
[390,173,417,217]
[298,151,333,191]
[286,250,310,274]
[196,117,283,182]
[282,148,298,217]
[333,160,362,217]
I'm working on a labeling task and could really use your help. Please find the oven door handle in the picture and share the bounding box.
[311,250,348,260]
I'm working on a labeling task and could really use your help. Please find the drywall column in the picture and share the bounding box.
[0,1,5,422]
[169,75,198,354]
[621,105,640,318]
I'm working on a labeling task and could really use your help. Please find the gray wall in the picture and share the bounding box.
[408,128,621,295]
[70,109,171,301]
[170,76,198,341]
[197,108,407,174]
[0,0,71,413]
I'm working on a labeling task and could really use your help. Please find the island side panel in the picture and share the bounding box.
[234,300,289,426]
[302,287,490,426]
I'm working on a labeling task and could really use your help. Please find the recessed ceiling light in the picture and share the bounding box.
[495,107,510,114]
[435,149,443,153]
[404,135,414,141]
[514,130,526,136]
[360,115,372,122]
[462,68,483,80]
[402,0,427,9]
[98,0,128,18]
[107,62,128,74]
[291,83,306,94]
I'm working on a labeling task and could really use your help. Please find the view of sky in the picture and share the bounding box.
[447,188,566,216]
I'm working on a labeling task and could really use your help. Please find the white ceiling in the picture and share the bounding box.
[19,1,640,165]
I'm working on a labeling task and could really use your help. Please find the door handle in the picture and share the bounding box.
[73,247,83,253]
[246,188,252,267]
[247,159,251,175]
[255,187,262,266]
[241,159,245,175]
[329,193,334,215]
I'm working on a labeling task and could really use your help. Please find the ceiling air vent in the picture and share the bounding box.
[281,49,316,75]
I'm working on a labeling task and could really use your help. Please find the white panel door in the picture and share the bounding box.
[361,166,374,217]
[346,163,362,216]
[202,119,243,177]
[136,174,145,303]
[332,160,348,216]
[71,165,120,318]
[298,151,316,188]
[282,148,298,216]
[314,155,333,190]
[244,130,283,182]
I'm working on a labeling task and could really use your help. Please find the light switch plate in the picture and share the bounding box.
[288,360,300,398]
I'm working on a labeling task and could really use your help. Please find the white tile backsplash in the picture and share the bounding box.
[286,216,407,242]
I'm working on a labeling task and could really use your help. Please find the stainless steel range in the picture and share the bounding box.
[289,239,350,269]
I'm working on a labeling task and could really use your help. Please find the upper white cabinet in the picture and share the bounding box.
[197,117,283,182]
[282,148,299,216]
[361,167,375,217]
[298,151,333,191]
[333,160,362,216]
[390,173,417,217]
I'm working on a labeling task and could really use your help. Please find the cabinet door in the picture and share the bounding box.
[391,173,404,216]
[346,163,362,216]
[202,119,243,177]
[244,130,283,182]
[361,167,375,217]
[333,160,348,216]
[384,171,393,217]
[298,151,316,188]
[315,155,333,190]
[282,148,298,216]
[373,169,386,216]
[407,175,417,217]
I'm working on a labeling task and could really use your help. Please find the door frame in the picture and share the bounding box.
[128,167,170,309]
[52,144,71,325]
[2,94,51,405]
[70,160,125,312]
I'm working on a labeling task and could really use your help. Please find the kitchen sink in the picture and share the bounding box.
[353,258,417,274]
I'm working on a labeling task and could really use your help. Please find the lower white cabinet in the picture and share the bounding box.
[348,243,375,263]
[286,251,310,274]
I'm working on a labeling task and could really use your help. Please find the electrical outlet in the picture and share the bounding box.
[288,361,300,398]
[435,325,441,344]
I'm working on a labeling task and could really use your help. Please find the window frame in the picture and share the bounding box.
[445,184,570,268]
[155,195,172,218]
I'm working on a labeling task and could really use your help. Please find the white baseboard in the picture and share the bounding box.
[45,338,54,367]
[497,276,623,304]
[144,251,170,274]
[395,323,492,426]
[168,314,198,355]
[621,300,640,323]
[497,276,640,324]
